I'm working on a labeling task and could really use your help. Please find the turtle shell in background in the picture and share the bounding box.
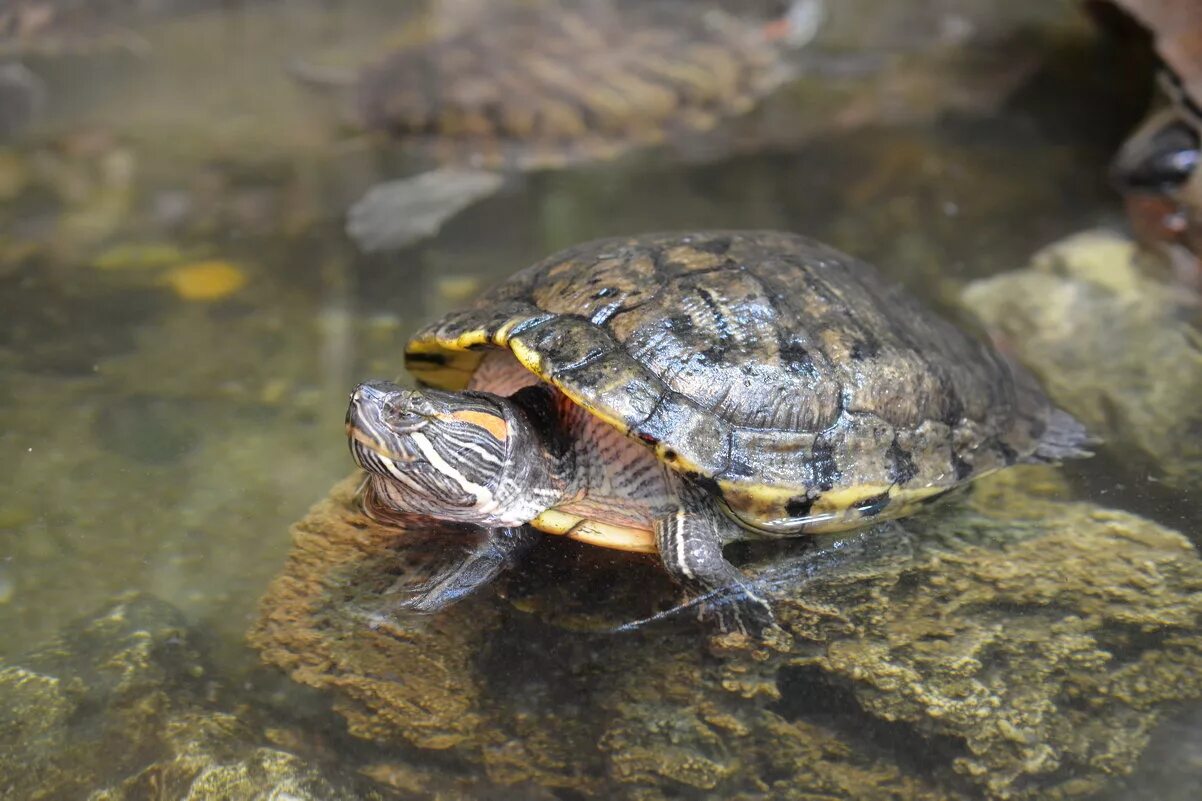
[353,0,802,170]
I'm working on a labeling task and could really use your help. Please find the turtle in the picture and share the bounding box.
[345,231,1095,632]
[292,0,823,252]
[1104,0,1202,287]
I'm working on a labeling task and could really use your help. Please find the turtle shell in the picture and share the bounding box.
[405,231,1067,534]
[355,2,793,170]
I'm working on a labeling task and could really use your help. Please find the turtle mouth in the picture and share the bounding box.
[346,423,420,465]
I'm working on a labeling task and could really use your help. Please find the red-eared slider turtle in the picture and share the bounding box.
[1105,0,1202,286]
[346,231,1094,632]
[295,0,822,252]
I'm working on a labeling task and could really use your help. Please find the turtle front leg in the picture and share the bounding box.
[388,526,540,614]
[654,484,775,635]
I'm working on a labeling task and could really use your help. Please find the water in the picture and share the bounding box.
[1,2,1200,800]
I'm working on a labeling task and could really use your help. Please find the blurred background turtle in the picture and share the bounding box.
[292,0,825,253]
[1098,0,1202,290]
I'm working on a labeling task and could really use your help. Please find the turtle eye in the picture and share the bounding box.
[382,403,430,433]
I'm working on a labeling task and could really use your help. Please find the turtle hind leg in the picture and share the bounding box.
[381,526,540,615]
[654,485,776,636]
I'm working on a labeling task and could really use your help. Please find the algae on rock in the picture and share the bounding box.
[250,467,1202,800]
[0,593,386,801]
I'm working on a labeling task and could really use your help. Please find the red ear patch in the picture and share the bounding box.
[445,410,510,442]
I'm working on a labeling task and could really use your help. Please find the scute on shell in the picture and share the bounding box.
[406,231,1072,534]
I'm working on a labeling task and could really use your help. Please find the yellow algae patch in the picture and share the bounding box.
[163,260,248,301]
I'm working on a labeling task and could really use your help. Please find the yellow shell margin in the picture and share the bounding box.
[406,320,973,541]
[406,320,641,439]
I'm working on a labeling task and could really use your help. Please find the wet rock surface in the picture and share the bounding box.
[1093,700,1202,801]
[0,593,385,801]
[962,230,1202,493]
[251,467,1202,800]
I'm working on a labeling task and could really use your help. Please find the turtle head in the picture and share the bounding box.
[1111,104,1202,252]
[346,380,556,526]
[762,0,825,48]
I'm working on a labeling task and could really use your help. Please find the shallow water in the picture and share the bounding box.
[1,1,1200,800]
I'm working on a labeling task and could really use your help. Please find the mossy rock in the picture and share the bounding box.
[250,467,1202,800]
[962,229,1202,492]
[0,593,385,800]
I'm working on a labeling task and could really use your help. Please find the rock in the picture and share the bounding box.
[250,466,1202,800]
[1093,701,1202,801]
[765,467,1202,799]
[962,229,1202,492]
[250,481,494,750]
[0,592,385,800]
[91,736,376,801]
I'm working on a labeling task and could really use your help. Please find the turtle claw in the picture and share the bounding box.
[383,548,509,614]
[701,584,777,637]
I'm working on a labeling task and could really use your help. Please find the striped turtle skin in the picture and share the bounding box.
[354,1,799,170]
[352,231,1093,633]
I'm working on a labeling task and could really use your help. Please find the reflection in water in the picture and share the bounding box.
[1,1,1201,799]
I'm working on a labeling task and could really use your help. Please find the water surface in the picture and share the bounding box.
[1,2,1199,799]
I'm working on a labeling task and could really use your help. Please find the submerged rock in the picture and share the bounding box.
[250,467,1202,800]
[1094,700,1202,801]
[962,229,1202,492]
[0,592,385,801]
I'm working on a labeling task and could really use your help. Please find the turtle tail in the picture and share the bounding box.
[1029,407,1099,463]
